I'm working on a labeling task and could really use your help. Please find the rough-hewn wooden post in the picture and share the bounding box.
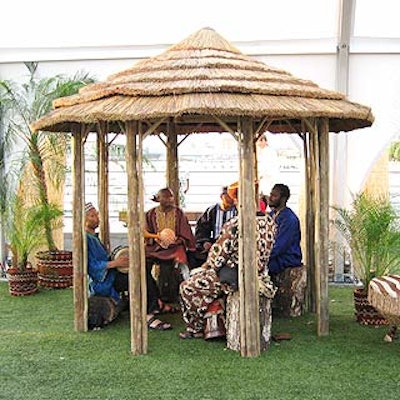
[97,123,110,251]
[303,127,316,313]
[126,121,147,355]
[317,118,330,336]
[72,126,87,332]
[238,117,260,357]
[166,121,180,204]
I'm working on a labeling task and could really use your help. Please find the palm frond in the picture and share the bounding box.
[332,191,400,290]
[0,64,96,251]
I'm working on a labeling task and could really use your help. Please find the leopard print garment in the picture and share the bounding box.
[180,215,276,334]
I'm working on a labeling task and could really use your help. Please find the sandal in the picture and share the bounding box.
[272,332,292,342]
[179,330,204,339]
[147,316,172,331]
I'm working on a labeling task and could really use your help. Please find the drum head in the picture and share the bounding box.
[110,246,129,274]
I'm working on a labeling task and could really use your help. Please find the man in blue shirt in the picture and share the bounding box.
[268,184,302,274]
[85,203,172,330]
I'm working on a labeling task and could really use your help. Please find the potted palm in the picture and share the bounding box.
[333,191,400,325]
[2,195,51,296]
[0,62,95,287]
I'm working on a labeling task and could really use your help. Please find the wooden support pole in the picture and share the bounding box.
[309,120,320,321]
[97,123,110,251]
[166,121,180,205]
[126,121,147,355]
[317,118,330,336]
[238,117,260,357]
[72,126,87,332]
[303,128,316,313]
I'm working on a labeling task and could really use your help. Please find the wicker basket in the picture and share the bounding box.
[7,269,38,296]
[36,250,73,289]
[354,288,388,326]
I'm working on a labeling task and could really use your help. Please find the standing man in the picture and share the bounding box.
[256,134,280,201]
[267,184,302,274]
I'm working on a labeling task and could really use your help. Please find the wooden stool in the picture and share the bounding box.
[88,296,120,330]
[271,265,307,317]
[225,291,272,352]
[368,274,400,342]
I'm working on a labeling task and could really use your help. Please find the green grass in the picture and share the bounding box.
[0,282,399,400]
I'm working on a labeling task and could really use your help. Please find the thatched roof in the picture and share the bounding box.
[31,27,373,134]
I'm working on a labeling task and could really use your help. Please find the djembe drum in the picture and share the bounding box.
[110,245,129,274]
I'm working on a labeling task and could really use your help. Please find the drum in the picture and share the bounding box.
[156,228,176,249]
[110,245,129,274]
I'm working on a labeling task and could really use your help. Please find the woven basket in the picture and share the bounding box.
[7,269,38,296]
[354,288,388,326]
[36,250,73,289]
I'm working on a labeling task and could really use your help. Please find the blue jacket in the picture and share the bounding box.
[86,232,119,303]
[268,207,302,274]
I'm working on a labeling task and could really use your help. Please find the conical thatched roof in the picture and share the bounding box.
[31,27,373,134]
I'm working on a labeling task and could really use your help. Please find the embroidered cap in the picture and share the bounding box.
[85,202,96,214]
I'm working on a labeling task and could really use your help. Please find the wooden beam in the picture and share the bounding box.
[212,115,236,135]
[126,121,147,355]
[308,120,319,317]
[302,128,316,313]
[254,118,273,142]
[317,118,330,336]
[72,126,87,332]
[97,122,110,251]
[238,117,260,357]
[166,121,180,204]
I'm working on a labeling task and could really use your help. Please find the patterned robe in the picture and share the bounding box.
[180,214,276,334]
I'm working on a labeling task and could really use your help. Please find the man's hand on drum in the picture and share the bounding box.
[107,256,129,269]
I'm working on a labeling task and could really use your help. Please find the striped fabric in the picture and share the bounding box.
[368,275,400,319]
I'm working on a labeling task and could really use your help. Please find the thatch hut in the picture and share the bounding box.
[31,27,373,357]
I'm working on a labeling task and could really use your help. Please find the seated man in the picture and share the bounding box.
[179,190,277,339]
[267,184,302,275]
[145,187,196,305]
[85,202,171,330]
[192,186,237,267]
[267,184,304,317]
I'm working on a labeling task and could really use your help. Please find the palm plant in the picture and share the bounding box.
[2,194,59,271]
[332,191,400,293]
[0,62,95,251]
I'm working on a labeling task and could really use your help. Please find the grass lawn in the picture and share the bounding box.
[0,282,398,400]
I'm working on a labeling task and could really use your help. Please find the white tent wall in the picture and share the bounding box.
[346,53,400,196]
[2,36,400,282]
[1,43,399,205]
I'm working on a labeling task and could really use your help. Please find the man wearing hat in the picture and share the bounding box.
[85,202,129,304]
[192,186,238,266]
[85,202,172,330]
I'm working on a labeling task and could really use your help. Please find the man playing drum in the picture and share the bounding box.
[85,202,172,330]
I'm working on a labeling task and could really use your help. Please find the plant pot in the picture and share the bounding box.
[353,288,388,326]
[6,269,38,296]
[36,250,73,289]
